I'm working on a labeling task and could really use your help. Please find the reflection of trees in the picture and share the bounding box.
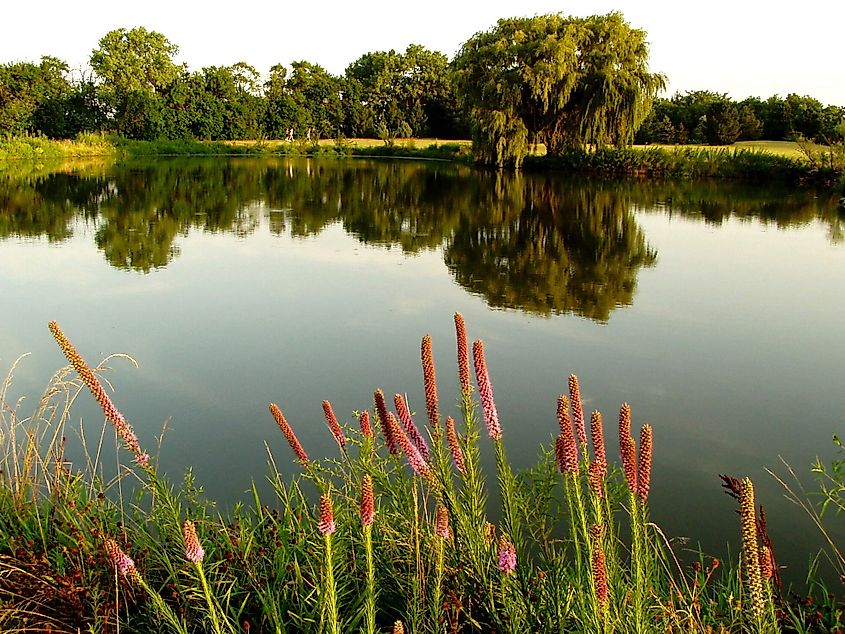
[1,158,842,317]
[444,173,658,321]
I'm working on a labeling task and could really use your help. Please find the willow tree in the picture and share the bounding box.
[452,12,665,167]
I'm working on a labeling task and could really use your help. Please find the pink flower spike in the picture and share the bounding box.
[394,394,431,462]
[105,537,137,579]
[318,494,336,536]
[497,536,516,574]
[183,520,204,564]
[322,400,347,450]
[472,340,502,441]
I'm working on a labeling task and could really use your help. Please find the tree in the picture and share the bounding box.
[706,102,741,145]
[90,27,181,138]
[452,12,665,167]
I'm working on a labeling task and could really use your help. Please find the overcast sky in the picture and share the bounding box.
[3,0,843,105]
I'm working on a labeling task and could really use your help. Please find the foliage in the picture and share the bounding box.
[452,12,665,167]
[0,317,802,632]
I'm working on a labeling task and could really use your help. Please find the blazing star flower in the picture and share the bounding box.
[183,520,204,564]
[421,335,440,429]
[445,416,466,476]
[454,313,472,398]
[322,400,347,450]
[360,474,374,528]
[318,494,336,536]
[497,536,517,574]
[269,403,309,465]
[394,393,430,461]
[472,340,502,441]
[435,505,450,541]
[105,537,138,580]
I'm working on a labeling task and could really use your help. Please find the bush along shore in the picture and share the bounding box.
[2,316,843,632]
[1,133,844,191]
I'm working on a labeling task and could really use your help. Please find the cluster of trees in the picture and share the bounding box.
[1,18,843,160]
[0,27,465,142]
[636,91,845,145]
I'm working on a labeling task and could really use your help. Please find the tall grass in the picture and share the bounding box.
[0,316,814,632]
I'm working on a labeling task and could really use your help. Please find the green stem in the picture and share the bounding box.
[363,525,376,634]
[324,533,339,634]
[196,562,227,634]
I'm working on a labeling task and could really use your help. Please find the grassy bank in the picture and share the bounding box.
[1,133,843,189]
[1,317,841,632]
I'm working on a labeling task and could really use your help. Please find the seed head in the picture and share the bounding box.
[588,460,604,498]
[393,621,405,634]
[555,430,578,476]
[740,478,764,617]
[590,525,608,607]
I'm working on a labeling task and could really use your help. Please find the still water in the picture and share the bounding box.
[1,157,844,581]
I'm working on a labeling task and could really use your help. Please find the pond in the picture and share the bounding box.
[1,156,844,582]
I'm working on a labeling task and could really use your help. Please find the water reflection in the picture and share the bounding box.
[1,158,841,319]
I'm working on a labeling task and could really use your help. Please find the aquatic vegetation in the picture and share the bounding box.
[0,314,832,632]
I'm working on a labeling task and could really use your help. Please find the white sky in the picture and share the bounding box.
[3,0,844,106]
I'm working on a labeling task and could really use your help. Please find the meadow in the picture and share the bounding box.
[1,316,842,632]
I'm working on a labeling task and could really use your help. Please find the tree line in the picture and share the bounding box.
[1,18,843,161]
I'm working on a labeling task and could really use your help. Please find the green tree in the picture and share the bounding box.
[452,12,664,167]
[706,102,741,145]
[90,27,181,138]
[0,57,72,136]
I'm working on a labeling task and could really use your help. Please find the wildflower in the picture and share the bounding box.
[445,416,466,475]
[393,621,405,634]
[359,409,373,438]
[269,403,309,465]
[556,394,571,435]
[48,321,145,461]
[637,425,653,503]
[569,374,587,449]
[318,494,336,536]
[497,536,517,574]
[454,313,472,397]
[555,432,578,476]
[740,478,764,618]
[421,335,440,429]
[590,410,607,478]
[105,537,138,580]
[621,436,638,496]
[590,525,608,606]
[322,400,347,450]
[619,404,637,495]
[360,474,374,528]
[472,340,502,441]
[394,394,430,461]
[374,389,399,455]
[435,505,451,541]
[183,520,204,564]
[387,412,434,481]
